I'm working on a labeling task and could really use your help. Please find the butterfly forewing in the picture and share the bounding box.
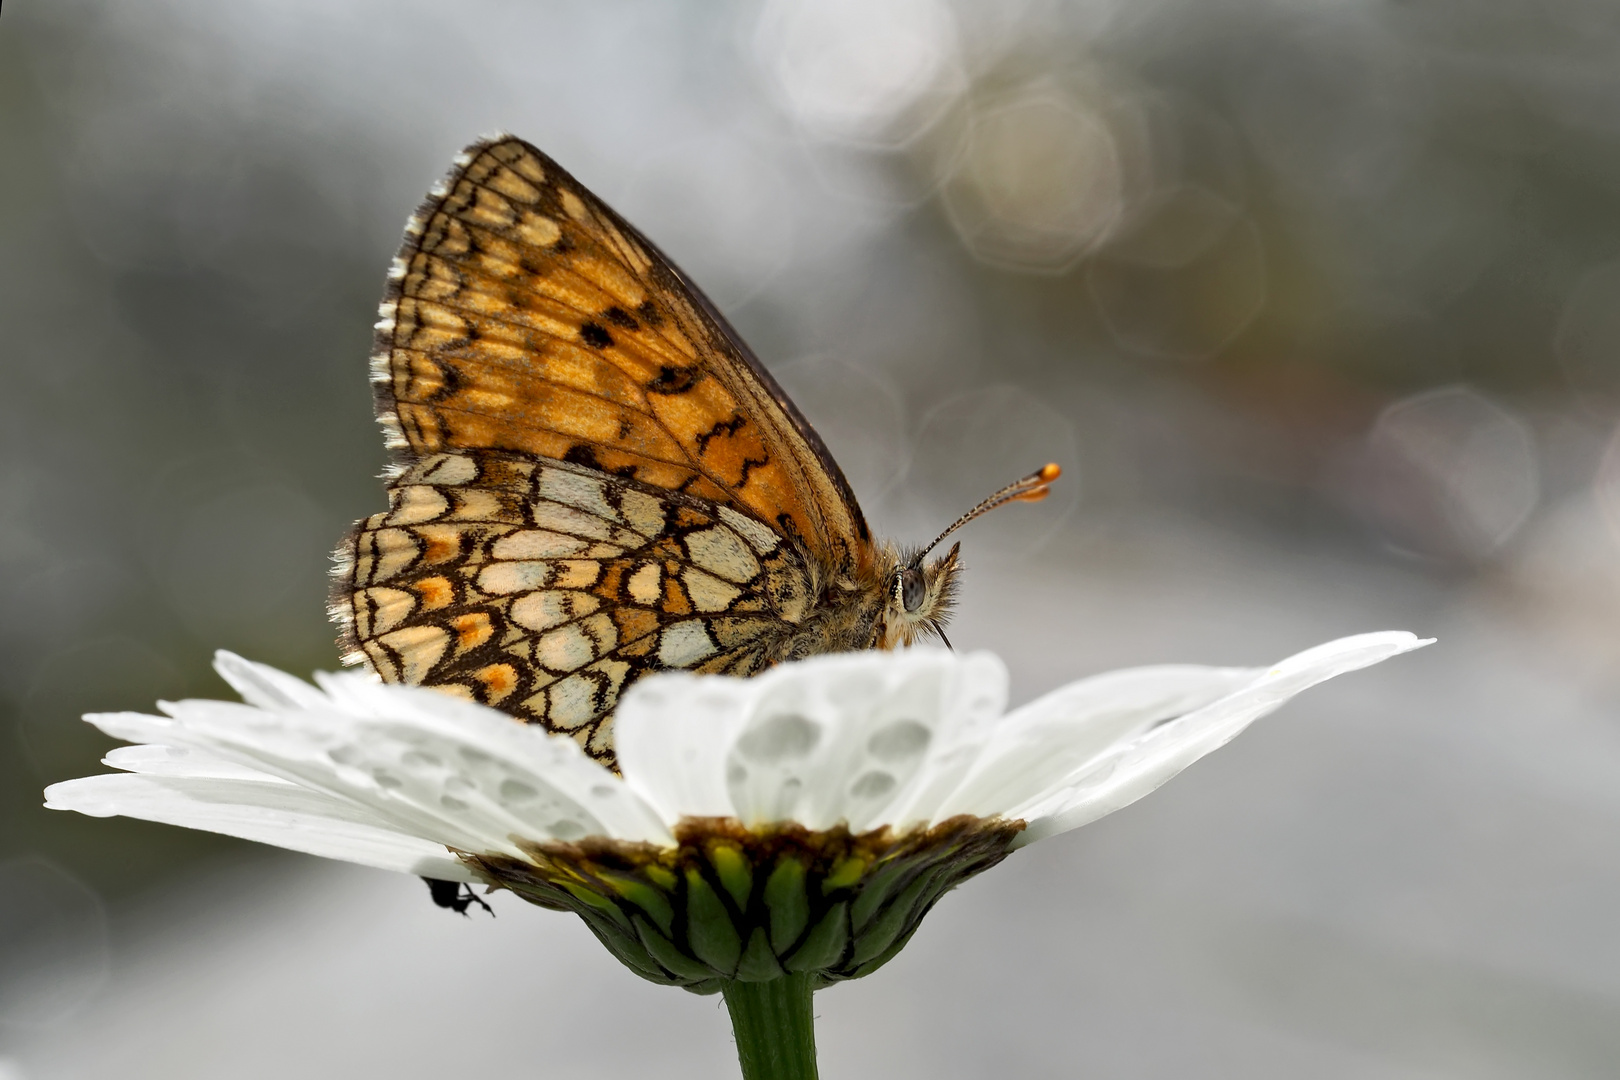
[345,450,819,763]
[376,137,870,574]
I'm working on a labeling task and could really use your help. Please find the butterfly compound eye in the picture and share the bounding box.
[899,567,927,613]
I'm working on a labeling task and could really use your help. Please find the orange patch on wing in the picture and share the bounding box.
[474,663,520,703]
[412,576,455,609]
[452,612,495,651]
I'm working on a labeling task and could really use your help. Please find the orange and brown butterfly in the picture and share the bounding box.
[331,135,1059,768]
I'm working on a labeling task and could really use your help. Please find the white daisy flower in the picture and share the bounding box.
[45,631,1428,997]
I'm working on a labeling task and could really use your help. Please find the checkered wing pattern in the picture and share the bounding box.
[342,450,819,764]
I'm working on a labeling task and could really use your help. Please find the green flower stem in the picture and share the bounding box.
[722,973,820,1080]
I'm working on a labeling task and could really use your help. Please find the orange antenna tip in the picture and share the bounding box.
[911,460,1066,563]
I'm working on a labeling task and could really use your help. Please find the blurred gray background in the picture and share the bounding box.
[4,0,1620,1075]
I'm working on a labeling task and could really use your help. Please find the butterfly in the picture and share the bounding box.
[332,135,1059,769]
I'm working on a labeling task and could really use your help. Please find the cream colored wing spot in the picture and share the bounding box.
[657,619,719,667]
[543,674,598,731]
[579,611,618,651]
[446,489,510,522]
[536,623,597,672]
[550,560,603,589]
[358,528,422,582]
[415,453,481,486]
[587,714,617,758]
[531,502,621,543]
[355,587,416,638]
[477,562,553,595]
[682,567,743,613]
[717,506,783,556]
[626,562,662,605]
[486,168,542,205]
[515,211,561,247]
[509,590,601,633]
[499,146,547,184]
[537,467,620,522]
[388,486,450,526]
[617,488,667,537]
[683,526,761,584]
[491,529,590,560]
[559,189,590,224]
[376,625,450,682]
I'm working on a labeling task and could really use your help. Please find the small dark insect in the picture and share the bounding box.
[424,876,493,916]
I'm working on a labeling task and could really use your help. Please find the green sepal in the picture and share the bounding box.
[633,914,716,982]
[681,978,725,996]
[850,919,926,980]
[822,856,867,892]
[709,842,754,910]
[765,856,810,953]
[852,870,960,978]
[784,901,848,973]
[561,880,633,933]
[576,910,668,982]
[850,853,921,930]
[849,866,941,965]
[734,926,786,982]
[603,871,676,937]
[685,868,743,974]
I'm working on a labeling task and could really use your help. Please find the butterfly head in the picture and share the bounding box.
[878,461,1062,650]
[880,542,962,648]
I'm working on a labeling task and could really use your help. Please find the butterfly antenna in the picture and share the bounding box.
[911,463,1062,566]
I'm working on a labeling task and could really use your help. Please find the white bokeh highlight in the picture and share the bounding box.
[940,83,1126,272]
[1342,386,1540,562]
[755,0,965,147]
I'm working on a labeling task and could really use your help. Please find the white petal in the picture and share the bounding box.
[87,709,181,744]
[44,774,474,881]
[619,650,1008,832]
[851,652,1008,830]
[103,744,287,782]
[213,651,333,711]
[154,688,671,851]
[73,668,673,864]
[933,664,1261,821]
[614,672,755,824]
[1009,631,1434,845]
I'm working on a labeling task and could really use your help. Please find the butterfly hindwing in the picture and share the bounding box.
[375,136,873,580]
[341,450,818,765]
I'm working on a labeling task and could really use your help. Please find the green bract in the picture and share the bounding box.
[471,815,1023,992]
